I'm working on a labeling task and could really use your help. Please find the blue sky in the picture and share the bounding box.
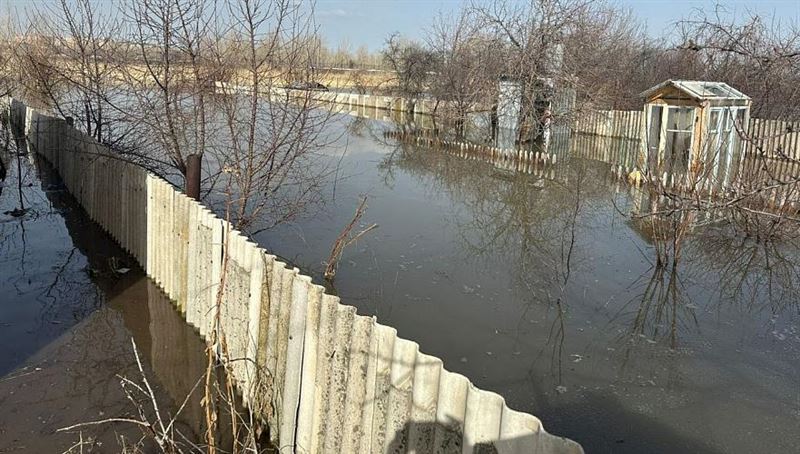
[315,0,800,50]
[2,0,798,51]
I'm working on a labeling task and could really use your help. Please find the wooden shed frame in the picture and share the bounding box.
[640,80,751,180]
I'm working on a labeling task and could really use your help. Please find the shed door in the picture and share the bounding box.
[664,106,695,175]
[707,107,725,178]
[647,105,663,171]
[708,107,740,186]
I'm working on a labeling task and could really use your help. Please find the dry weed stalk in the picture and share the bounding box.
[58,186,270,453]
[57,338,205,453]
[324,195,379,280]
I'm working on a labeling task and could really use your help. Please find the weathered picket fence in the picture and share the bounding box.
[4,96,582,454]
[746,118,800,161]
[571,110,643,140]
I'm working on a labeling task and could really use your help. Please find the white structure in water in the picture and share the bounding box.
[497,76,522,132]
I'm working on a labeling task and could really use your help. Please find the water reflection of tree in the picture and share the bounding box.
[691,233,800,314]
[614,256,694,350]
[380,142,800,359]
[0,127,103,330]
[381,145,609,382]
[621,203,800,349]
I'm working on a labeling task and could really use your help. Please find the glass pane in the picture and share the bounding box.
[709,110,721,132]
[720,110,733,152]
[666,107,694,132]
[722,108,734,131]
[665,131,692,174]
[705,85,730,97]
[704,109,722,165]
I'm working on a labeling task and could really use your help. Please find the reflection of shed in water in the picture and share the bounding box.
[641,80,750,183]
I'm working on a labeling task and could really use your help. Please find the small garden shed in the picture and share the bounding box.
[640,80,751,180]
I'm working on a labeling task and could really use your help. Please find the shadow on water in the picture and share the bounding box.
[0,126,248,451]
[532,391,728,454]
[383,390,726,454]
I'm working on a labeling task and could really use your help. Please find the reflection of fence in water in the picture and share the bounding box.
[146,279,209,437]
[329,99,437,130]
[384,127,642,180]
[6,96,583,454]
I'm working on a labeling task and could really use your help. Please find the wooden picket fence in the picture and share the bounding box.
[745,118,800,161]
[571,110,643,140]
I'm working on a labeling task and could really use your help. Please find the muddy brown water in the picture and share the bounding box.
[252,114,800,453]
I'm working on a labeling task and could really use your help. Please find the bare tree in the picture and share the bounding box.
[382,33,437,113]
[112,0,218,183]
[19,0,132,147]
[8,0,337,232]
[0,16,17,98]
[425,10,503,138]
[677,7,800,119]
[212,0,337,232]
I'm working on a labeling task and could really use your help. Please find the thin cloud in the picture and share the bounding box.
[317,8,350,17]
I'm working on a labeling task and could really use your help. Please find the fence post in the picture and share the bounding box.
[186,153,201,200]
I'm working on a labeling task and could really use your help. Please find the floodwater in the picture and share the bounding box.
[2,102,798,453]
[0,132,213,451]
[254,109,800,453]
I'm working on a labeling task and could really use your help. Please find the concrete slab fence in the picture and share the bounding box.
[2,96,583,454]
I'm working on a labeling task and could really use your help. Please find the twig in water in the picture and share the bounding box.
[324,195,378,280]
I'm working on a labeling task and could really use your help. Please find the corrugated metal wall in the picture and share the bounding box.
[6,97,583,454]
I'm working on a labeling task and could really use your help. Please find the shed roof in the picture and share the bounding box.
[641,80,750,102]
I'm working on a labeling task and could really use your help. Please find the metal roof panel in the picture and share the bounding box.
[641,80,750,101]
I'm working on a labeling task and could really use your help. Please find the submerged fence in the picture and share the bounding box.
[3,97,582,454]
